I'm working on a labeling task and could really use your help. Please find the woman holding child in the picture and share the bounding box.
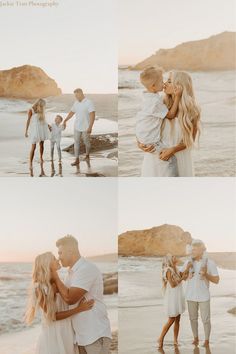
[137,68,201,177]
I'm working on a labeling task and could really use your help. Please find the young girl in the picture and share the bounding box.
[158,254,186,349]
[25,252,94,354]
[25,99,50,177]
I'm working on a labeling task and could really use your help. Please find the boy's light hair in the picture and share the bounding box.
[56,235,78,250]
[56,115,63,122]
[191,239,206,251]
[140,66,163,89]
[74,88,83,94]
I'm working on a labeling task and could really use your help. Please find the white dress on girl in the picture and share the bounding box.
[163,268,186,318]
[34,285,78,354]
[29,109,50,144]
[141,118,194,177]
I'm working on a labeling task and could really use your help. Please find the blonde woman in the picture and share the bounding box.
[139,71,201,176]
[25,99,50,176]
[25,252,94,354]
[157,255,186,349]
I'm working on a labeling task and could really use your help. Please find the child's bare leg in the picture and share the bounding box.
[174,315,181,345]
[39,141,44,163]
[158,317,175,348]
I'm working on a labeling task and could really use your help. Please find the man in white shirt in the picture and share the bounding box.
[182,240,219,347]
[51,235,112,354]
[63,88,95,166]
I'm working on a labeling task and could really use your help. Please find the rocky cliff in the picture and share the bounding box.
[0,65,61,99]
[118,224,192,256]
[131,32,236,71]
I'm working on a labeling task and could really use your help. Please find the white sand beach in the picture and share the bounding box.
[118,255,236,354]
[0,94,118,177]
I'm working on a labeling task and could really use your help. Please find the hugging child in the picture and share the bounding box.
[136,67,182,177]
[49,115,64,162]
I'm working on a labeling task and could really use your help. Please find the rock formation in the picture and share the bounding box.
[118,224,192,257]
[0,65,61,99]
[131,32,236,71]
[103,272,118,294]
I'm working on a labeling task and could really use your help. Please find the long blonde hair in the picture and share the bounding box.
[32,99,46,122]
[162,254,181,292]
[164,71,201,148]
[25,252,56,324]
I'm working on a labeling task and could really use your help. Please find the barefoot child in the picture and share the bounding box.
[49,115,64,163]
[136,67,182,177]
[158,254,186,349]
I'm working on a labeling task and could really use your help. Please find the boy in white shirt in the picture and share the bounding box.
[136,67,182,176]
[49,115,64,162]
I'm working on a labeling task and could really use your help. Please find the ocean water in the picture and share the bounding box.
[119,256,236,354]
[0,94,118,177]
[0,261,117,335]
[118,69,236,177]
[119,256,236,304]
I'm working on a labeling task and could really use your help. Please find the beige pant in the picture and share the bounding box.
[78,337,111,354]
[187,300,211,340]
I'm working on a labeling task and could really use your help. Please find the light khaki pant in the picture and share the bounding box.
[78,337,111,354]
[187,300,211,340]
[74,130,91,157]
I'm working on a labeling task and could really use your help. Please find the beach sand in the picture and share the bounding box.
[0,94,118,177]
[119,255,236,354]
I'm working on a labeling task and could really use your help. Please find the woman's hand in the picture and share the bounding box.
[77,298,94,313]
[137,140,156,153]
[174,85,183,98]
[159,148,175,161]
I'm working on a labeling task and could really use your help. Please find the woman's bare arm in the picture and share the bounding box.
[25,109,32,137]
[166,270,179,288]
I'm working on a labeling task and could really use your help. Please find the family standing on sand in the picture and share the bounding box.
[25,88,95,177]
[25,235,112,354]
[158,240,219,351]
[136,67,201,177]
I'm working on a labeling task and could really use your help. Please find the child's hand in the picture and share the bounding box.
[25,132,28,138]
[174,85,183,97]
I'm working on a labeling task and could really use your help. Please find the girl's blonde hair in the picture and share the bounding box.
[32,99,46,122]
[164,71,201,148]
[162,254,181,291]
[25,252,56,324]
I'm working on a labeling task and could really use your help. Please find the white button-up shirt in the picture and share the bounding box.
[71,98,95,132]
[136,92,168,145]
[64,257,112,346]
[182,258,219,302]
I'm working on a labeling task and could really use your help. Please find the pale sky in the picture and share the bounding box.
[118,178,236,252]
[119,0,236,65]
[0,0,117,93]
[0,179,117,262]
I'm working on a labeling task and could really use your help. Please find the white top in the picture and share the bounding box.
[64,257,111,346]
[182,258,219,302]
[71,98,95,132]
[50,123,64,143]
[136,92,168,145]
